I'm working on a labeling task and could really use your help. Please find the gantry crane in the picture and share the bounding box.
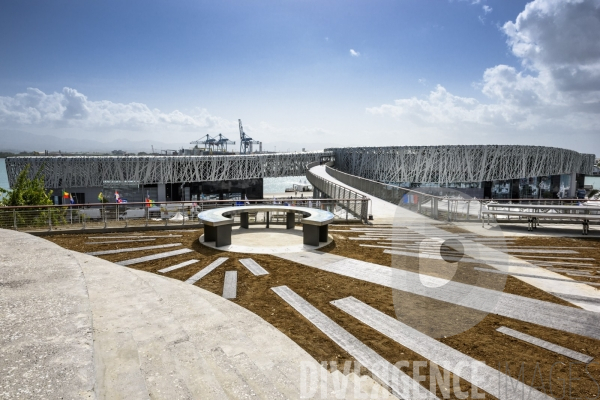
[214,133,235,153]
[238,119,261,154]
[190,134,217,153]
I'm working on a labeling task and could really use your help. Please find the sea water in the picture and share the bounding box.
[263,176,309,194]
[0,159,9,191]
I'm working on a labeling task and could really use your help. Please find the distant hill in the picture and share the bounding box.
[0,130,334,154]
[0,130,189,154]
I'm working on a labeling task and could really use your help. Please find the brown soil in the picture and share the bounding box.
[325,229,591,306]
[45,226,600,399]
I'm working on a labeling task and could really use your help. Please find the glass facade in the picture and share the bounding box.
[489,173,583,200]
[391,173,585,200]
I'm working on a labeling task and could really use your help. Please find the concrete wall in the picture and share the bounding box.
[157,184,166,202]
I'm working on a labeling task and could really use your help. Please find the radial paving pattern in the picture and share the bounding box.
[19,220,600,399]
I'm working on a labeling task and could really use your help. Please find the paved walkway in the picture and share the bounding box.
[310,165,416,224]
[200,225,333,254]
[312,164,600,237]
[275,250,600,331]
[0,229,393,399]
[312,166,600,311]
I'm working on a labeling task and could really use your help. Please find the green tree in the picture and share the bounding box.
[0,164,65,228]
[0,164,54,206]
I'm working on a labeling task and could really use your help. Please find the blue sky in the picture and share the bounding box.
[1,0,599,154]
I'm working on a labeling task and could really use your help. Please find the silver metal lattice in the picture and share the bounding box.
[5,152,329,188]
[327,145,595,183]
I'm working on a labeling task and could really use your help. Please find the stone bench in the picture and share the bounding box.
[198,205,334,247]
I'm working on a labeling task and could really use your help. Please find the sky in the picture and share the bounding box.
[0,0,599,155]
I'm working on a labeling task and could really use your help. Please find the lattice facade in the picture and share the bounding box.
[327,146,595,184]
[5,152,328,189]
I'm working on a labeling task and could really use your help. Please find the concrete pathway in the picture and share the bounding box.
[116,248,194,266]
[309,166,600,310]
[0,230,95,399]
[310,165,417,224]
[272,286,436,400]
[495,326,593,364]
[86,242,182,256]
[1,229,395,399]
[200,225,332,254]
[275,250,600,336]
[332,296,554,400]
[312,164,599,239]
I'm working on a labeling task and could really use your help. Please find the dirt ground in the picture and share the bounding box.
[45,225,600,399]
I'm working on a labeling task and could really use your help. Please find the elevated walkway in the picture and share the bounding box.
[0,229,393,399]
[307,166,600,312]
[310,165,424,224]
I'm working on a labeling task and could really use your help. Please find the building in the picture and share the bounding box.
[4,152,324,204]
[5,145,595,203]
[327,145,595,199]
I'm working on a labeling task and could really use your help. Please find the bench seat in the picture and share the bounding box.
[199,205,334,246]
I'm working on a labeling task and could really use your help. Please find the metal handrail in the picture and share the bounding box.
[324,165,486,222]
[305,161,370,222]
[326,165,458,201]
[0,197,368,233]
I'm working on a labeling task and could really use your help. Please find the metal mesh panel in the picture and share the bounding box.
[327,145,594,184]
[5,152,332,188]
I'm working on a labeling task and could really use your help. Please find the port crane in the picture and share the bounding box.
[190,134,217,152]
[214,133,235,153]
[238,119,261,154]
[190,133,235,154]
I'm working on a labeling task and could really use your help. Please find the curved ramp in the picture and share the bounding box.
[0,229,396,399]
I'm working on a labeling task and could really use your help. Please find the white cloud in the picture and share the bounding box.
[368,0,600,146]
[483,5,492,14]
[503,0,600,93]
[350,49,360,57]
[0,87,235,140]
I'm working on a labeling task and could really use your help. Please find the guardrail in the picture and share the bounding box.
[0,198,365,233]
[325,164,600,223]
[479,198,593,205]
[305,162,370,222]
[324,165,485,222]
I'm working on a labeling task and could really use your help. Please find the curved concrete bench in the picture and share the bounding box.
[199,205,334,247]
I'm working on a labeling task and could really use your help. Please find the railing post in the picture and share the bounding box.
[466,201,470,221]
[48,208,52,232]
[13,209,17,230]
[447,199,450,221]
[182,203,185,226]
